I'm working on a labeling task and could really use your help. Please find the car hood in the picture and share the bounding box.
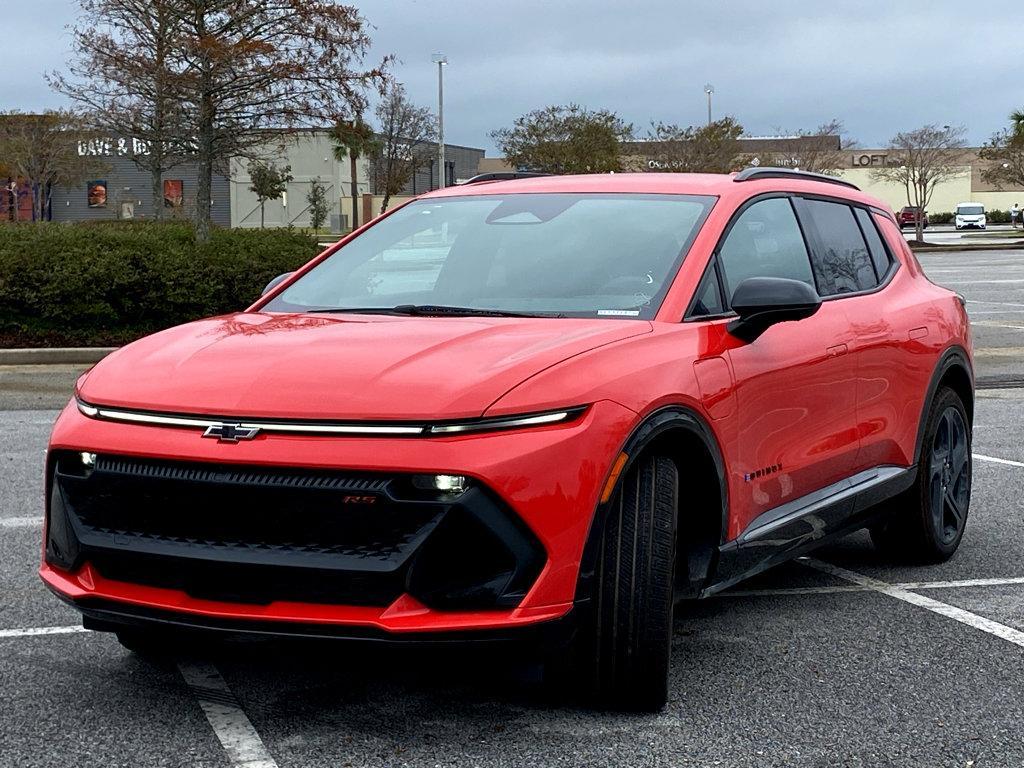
[78,312,652,420]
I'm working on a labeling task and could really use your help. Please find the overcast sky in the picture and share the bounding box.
[4,0,1018,154]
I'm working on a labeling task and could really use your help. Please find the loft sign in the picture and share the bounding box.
[851,153,897,167]
[77,137,150,157]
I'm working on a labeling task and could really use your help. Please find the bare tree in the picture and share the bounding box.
[870,124,967,243]
[0,111,107,221]
[491,104,633,174]
[370,80,435,213]
[163,0,386,240]
[760,120,856,175]
[644,117,747,173]
[51,0,185,219]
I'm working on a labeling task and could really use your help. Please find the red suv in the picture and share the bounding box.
[898,206,929,230]
[42,169,973,710]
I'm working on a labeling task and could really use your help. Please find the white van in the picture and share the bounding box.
[955,202,987,230]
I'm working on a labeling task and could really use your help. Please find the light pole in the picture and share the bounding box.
[432,53,448,189]
[704,83,714,126]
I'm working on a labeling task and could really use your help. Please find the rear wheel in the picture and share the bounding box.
[870,387,971,561]
[553,454,678,711]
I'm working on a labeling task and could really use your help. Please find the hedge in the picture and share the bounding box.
[0,221,321,347]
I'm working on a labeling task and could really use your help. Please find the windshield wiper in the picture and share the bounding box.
[310,305,564,318]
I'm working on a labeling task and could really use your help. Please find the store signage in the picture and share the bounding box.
[77,137,150,157]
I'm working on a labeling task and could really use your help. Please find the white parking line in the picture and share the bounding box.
[803,558,1024,650]
[177,660,278,769]
[722,575,1024,597]
[0,516,41,528]
[0,625,89,638]
[973,453,1024,468]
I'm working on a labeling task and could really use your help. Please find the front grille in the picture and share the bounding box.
[48,452,545,611]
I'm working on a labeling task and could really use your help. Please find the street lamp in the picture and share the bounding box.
[432,53,448,189]
[704,83,714,126]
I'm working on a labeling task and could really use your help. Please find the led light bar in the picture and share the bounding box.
[75,399,586,439]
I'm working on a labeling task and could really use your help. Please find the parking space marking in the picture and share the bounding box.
[723,575,1024,597]
[973,453,1024,468]
[0,625,89,638]
[0,516,41,528]
[177,660,278,769]
[803,558,1024,650]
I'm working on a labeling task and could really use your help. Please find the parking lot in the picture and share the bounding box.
[2,249,1023,767]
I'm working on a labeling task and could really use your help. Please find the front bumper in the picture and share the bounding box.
[42,398,637,635]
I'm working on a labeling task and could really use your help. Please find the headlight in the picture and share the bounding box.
[428,407,586,435]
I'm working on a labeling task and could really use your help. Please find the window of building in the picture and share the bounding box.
[801,199,878,295]
[717,197,815,303]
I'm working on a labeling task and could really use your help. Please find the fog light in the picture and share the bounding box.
[412,474,468,494]
[80,452,96,468]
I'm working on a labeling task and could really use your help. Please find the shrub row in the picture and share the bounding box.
[0,222,321,347]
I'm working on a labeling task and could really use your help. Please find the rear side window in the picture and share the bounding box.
[854,208,891,279]
[801,199,877,295]
[717,197,814,302]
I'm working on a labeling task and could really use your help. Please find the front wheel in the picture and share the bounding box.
[554,454,678,711]
[870,387,971,561]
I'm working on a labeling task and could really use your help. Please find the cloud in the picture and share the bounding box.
[3,0,1014,154]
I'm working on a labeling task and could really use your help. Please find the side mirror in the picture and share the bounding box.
[727,277,821,342]
[261,272,294,297]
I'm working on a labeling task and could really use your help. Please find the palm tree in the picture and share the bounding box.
[330,117,380,231]
[1010,109,1024,142]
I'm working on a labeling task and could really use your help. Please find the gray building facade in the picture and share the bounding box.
[48,138,230,226]
[400,143,486,195]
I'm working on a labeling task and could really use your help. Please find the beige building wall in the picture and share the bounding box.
[229,132,370,230]
[837,166,1024,214]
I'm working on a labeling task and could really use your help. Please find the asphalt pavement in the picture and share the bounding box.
[2,249,1024,766]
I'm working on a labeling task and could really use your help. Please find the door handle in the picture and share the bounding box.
[826,343,848,357]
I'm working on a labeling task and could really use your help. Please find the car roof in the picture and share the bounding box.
[421,172,891,212]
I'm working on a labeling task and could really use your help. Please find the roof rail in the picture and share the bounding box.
[461,171,551,185]
[733,167,859,191]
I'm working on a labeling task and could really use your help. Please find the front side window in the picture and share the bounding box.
[717,197,814,302]
[264,193,715,319]
[802,199,878,295]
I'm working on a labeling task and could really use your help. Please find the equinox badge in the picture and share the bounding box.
[202,423,260,442]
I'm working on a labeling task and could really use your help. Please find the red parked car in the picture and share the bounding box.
[42,168,973,710]
[898,205,929,230]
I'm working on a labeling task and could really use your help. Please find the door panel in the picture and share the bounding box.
[716,196,860,537]
[726,301,859,535]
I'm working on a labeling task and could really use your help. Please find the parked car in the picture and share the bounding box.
[42,168,974,711]
[955,202,987,230]
[897,206,929,230]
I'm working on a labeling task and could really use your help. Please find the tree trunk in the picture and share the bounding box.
[151,146,164,222]
[381,191,390,214]
[349,152,359,230]
[193,7,214,243]
[260,201,265,228]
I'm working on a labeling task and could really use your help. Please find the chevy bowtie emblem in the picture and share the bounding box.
[203,423,261,442]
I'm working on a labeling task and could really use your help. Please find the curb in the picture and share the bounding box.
[0,347,117,366]
[909,242,1024,252]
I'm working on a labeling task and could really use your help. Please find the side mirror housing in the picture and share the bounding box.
[261,272,294,297]
[727,277,821,342]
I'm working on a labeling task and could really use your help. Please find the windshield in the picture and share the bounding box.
[263,193,715,320]
[957,205,984,216]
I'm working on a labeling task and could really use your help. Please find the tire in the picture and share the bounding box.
[554,454,678,711]
[870,387,971,562]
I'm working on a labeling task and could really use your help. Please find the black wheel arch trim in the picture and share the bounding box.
[913,345,974,466]
[573,405,729,603]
